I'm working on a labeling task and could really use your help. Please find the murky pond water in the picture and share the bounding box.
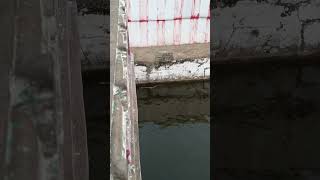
[214,63,320,179]
[137,81,210,180]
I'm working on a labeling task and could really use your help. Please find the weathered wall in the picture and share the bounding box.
[127,0,210,47]
[77,0,210,84]
[77,0,109,15]
[78,14,109,71]
[77,7,109,71]
[135,57,210,84]
[110,0,141,179]
[132,43,210,84]
[76,0,109,71]
[1,0,89,179]
[212,0,320,61]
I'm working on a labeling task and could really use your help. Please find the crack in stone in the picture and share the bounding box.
[221,23,236,55]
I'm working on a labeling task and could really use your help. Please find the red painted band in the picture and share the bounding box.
[128,16,210,23]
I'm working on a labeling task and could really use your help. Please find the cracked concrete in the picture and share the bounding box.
[212,0,320,61]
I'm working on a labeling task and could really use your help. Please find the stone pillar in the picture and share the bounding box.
[110,0,142,179]
[1,0,89,179]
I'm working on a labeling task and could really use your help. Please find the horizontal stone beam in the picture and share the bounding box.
[131,43,210,84]
[135,57,210,84]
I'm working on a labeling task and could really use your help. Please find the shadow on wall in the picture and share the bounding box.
[213,61,320,179]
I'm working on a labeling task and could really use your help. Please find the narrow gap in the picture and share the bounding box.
[75,0,109,178]
[82,69,109,180]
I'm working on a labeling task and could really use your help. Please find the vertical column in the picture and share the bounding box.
[110,0,142,179]
[1,0,89,180]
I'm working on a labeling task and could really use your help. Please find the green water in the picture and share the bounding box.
[137,81,210,180]
[139,122,210,180]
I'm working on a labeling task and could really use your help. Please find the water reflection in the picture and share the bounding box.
[137,81,210,180]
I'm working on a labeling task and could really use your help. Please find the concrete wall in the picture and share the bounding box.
[77,12,109,71]
[135,57,210,84]
[110,0,141,179]
[212,0,320,61]
[77,0,211,84]
[77,0,109,15]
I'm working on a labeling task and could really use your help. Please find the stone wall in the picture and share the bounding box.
[212,0,320,61]
[78,14,109,71]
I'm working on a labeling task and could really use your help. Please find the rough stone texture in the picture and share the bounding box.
[1,0,89,179]
[304,23,320,48]
[77,0,109,15]
[135,57,210,84]
[131,43,209,64]
[110,0,142,179]
[76,0,109,72]
[77,13,109,71]
[212,0,320,61]
[131,43,210,84]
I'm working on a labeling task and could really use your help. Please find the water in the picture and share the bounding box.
[139,123,210,180]
[213,63,320,179]
[137,81,210,180]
